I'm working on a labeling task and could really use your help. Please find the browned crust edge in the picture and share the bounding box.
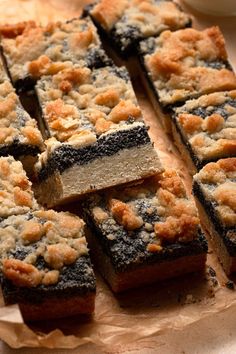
[194,195,236,275]
[19,292,95,321]
[86,228,207,293]
[137,60,172,134]
[171,120,198,175]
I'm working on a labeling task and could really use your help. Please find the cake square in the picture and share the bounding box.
[172,91,236,173]
[87,0,191,58]
[0,210,96,321]
[83,169,208,292]
[1,17,111,92]
[138,27,236,131]
[0,156,38,218]
[193,158,236,275]
[35,65,163,207]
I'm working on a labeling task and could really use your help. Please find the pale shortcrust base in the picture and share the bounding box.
[86,229,207,293]
[37,144,163,207]
[137,61,172,133]
[194,196,236,275]
[171,121,198,175]
[19,292,95,321]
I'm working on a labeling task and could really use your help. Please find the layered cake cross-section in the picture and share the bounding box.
[83,169,208,292]
[87,0,191,58]
[172,91,236,173]
[0,156,38,218]
[0,209,96,321]
[35,65,163,207]
[138,27,236,131]
[0,17,111,92]
[193,158,236,275]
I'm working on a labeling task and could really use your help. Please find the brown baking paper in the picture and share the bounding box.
[0,0,236,349]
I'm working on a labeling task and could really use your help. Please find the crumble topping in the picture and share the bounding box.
[0,157,38,218]
[141,27,236,106]
[91,0,128,31]
[91,0,190,50]
[0,75,43,150]
[175,91,236,161]
[88,169,200,259]
[0,21,37,38]
[0,210,88,287]
[194,158,236,226]
[2,259,43,288]
[36,65,142,146]
[109,198,144,230]
[1,17,108,83]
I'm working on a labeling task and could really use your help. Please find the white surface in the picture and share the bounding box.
[1,303,236,353]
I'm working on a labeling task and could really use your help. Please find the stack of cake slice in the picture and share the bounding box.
[0,16,163,207]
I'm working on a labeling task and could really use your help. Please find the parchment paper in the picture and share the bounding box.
[0,0,236,349]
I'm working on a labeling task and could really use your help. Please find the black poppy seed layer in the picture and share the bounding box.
[0,141,41,158]
[1,255,96,305]
[188,99,236,120]
[14,77,37,94]
[88,2,191,59]
[38,124,151,181]
[193,180,236,256]
[83,201,208,273]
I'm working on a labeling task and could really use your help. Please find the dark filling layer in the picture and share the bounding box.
[1,255,96,305]
[83,199,208,273]
[38,124,151,181]
[88,3,191,59]
[137,52,179,121]
[0,140,40,158]
[193,180,236,256]
[189,99,236,119]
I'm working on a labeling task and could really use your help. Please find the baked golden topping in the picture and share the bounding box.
[0,21,37,38]
[142,27,236,105]
[0,157,38,218]
[109,198,144,230]
[175,91,236,162]
[36,66,142,147]
[0,75,44,150]
[91,0,190,40]
[154,214,199,243]
[91,0,128,30]
[89,169,200,253]
[2,259,43,288]
[1,17,107,83]
[194,158,236,226]
[0,210,88,287]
